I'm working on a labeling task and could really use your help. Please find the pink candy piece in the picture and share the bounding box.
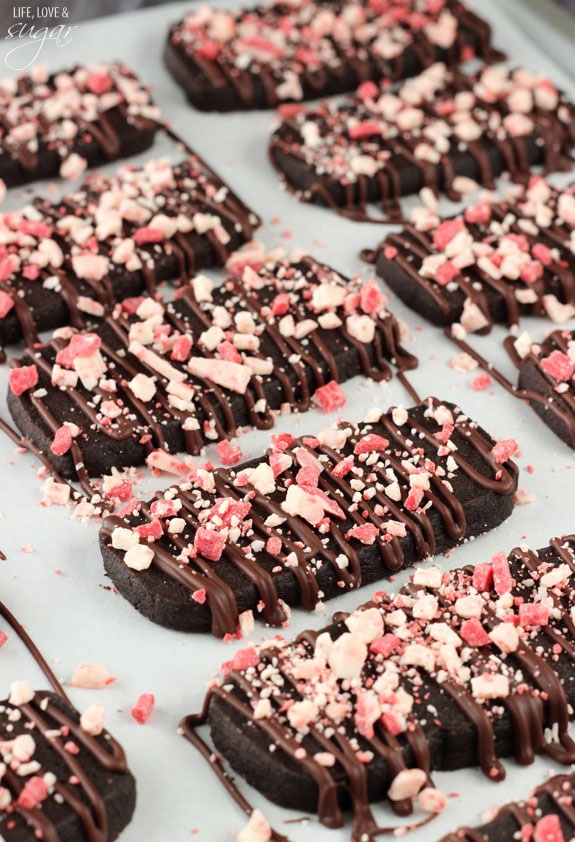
[460,618,491,647]
[464,202,492,225]
[433,218,465,251]
[0,290,14,318]
[346,523,379,544]
[354,434,389,455]
[222,647,260,674]
[50,425,73,456]
[357,80,379,100]
[0,631,7,648]
[472,372,492,391]
[194,527,226,562]
[70,664,116,689]
[541,351,575,383]
[170,335,193,362]
[313,380,347,413]
[131,693,155,725]
[134,227,164,244]
[266,536,282,555]
[369,633,400,658]
[472,562,493,593]
[8,364,38,396]
[405,487,424,511]
[55,333,101,368]
[359,279,384,315]
[492,551,513,596]
[192,589,207,604]
[435,261,459,286]
[216,439,243,466]
[135,519,163,542]
[349,121,382,140]
[17,776,48,809]
[519,603,549,627]
[86,72,112,94]
[491,438,518,464]
[534,814,565,842]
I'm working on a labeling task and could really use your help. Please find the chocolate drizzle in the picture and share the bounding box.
[0,602,132,841]
[181,535,575,841]
[99,397,517,637]
[270,64,574,222]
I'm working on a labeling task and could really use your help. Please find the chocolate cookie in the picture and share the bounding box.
[440,772,575,842]
[181,535,575,838]
[0,62,161,187]
[7,255,416,494]
[164,0,500,112]
[0,156,260,357]
[99,397,518,636]
[0,603,136,841]
[270,64,575,221]
[372,178,575,331]
[513,329,575,449]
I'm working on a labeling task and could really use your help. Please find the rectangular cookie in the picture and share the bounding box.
[0,155,260,356]
[0,601,136,842]
[0,61,161,187]
[180,535,575,837]
[99,397,518,636]
[440,771,575,842]
[270,64,575,220]
[164,0,500,111]
[6,256,416,491]
[373,178,575,331]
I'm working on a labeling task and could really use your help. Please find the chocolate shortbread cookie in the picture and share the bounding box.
[181,535,575,838]
[100,397,517,636]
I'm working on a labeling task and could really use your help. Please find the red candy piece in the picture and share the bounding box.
[354,434,389,455]
[271,292,291,316]
[197,39,222,60]
[8,364,38,396]
[150,499,179,519]
[492,551,513,596]
[217,341,242,364]
[0,290,14,318]
[133,227,164,244]
[370,633,400,658]
[380,712,404,736]
[50,425,73,456]
[194,527,226,561]
[357,80,379,100]
[534,814,565,842]
[464,202,492,225]
[135,519,163,542]
[271,432,295,451]
[405,488,424,511]
[540,351,575,383]
[519,603,549,627]
[86,72,113,95]
[0,631,7,648]
[349,121,382,140]
[17,219,53,238]
[435,261,459,286]
[314,380,347,413]
[491,438,518,464]
[216,440,243,466]
[221,646,260,675]
[106,479,133,502]
[472,373,492,391]
[171,335,193,362]
[131,693,155,725]
[472,562,493,593]
[55,333,101,368]
[332,455,353,478]
[460,618,491,648]
[0,255,18,283]
[433,219,465,251]
[520,263,544,284]
[17,777,48,809]
[266,536,282,555]
[192,589,207,604]
[532,243,552,265]
[346,523,379,544]
[359,279,383,315]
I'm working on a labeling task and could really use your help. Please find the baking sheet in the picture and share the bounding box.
[0,2,575,840]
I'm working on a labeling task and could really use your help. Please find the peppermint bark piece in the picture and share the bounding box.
[440,772,575,842]
[373,178,575,332]
[0,156,259,357]
[6,256,416,488]
[99,398,517,636]
[270,63,575,220]
[181,536,575,838]
[164,0,499,112]
[0,62,161,187]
